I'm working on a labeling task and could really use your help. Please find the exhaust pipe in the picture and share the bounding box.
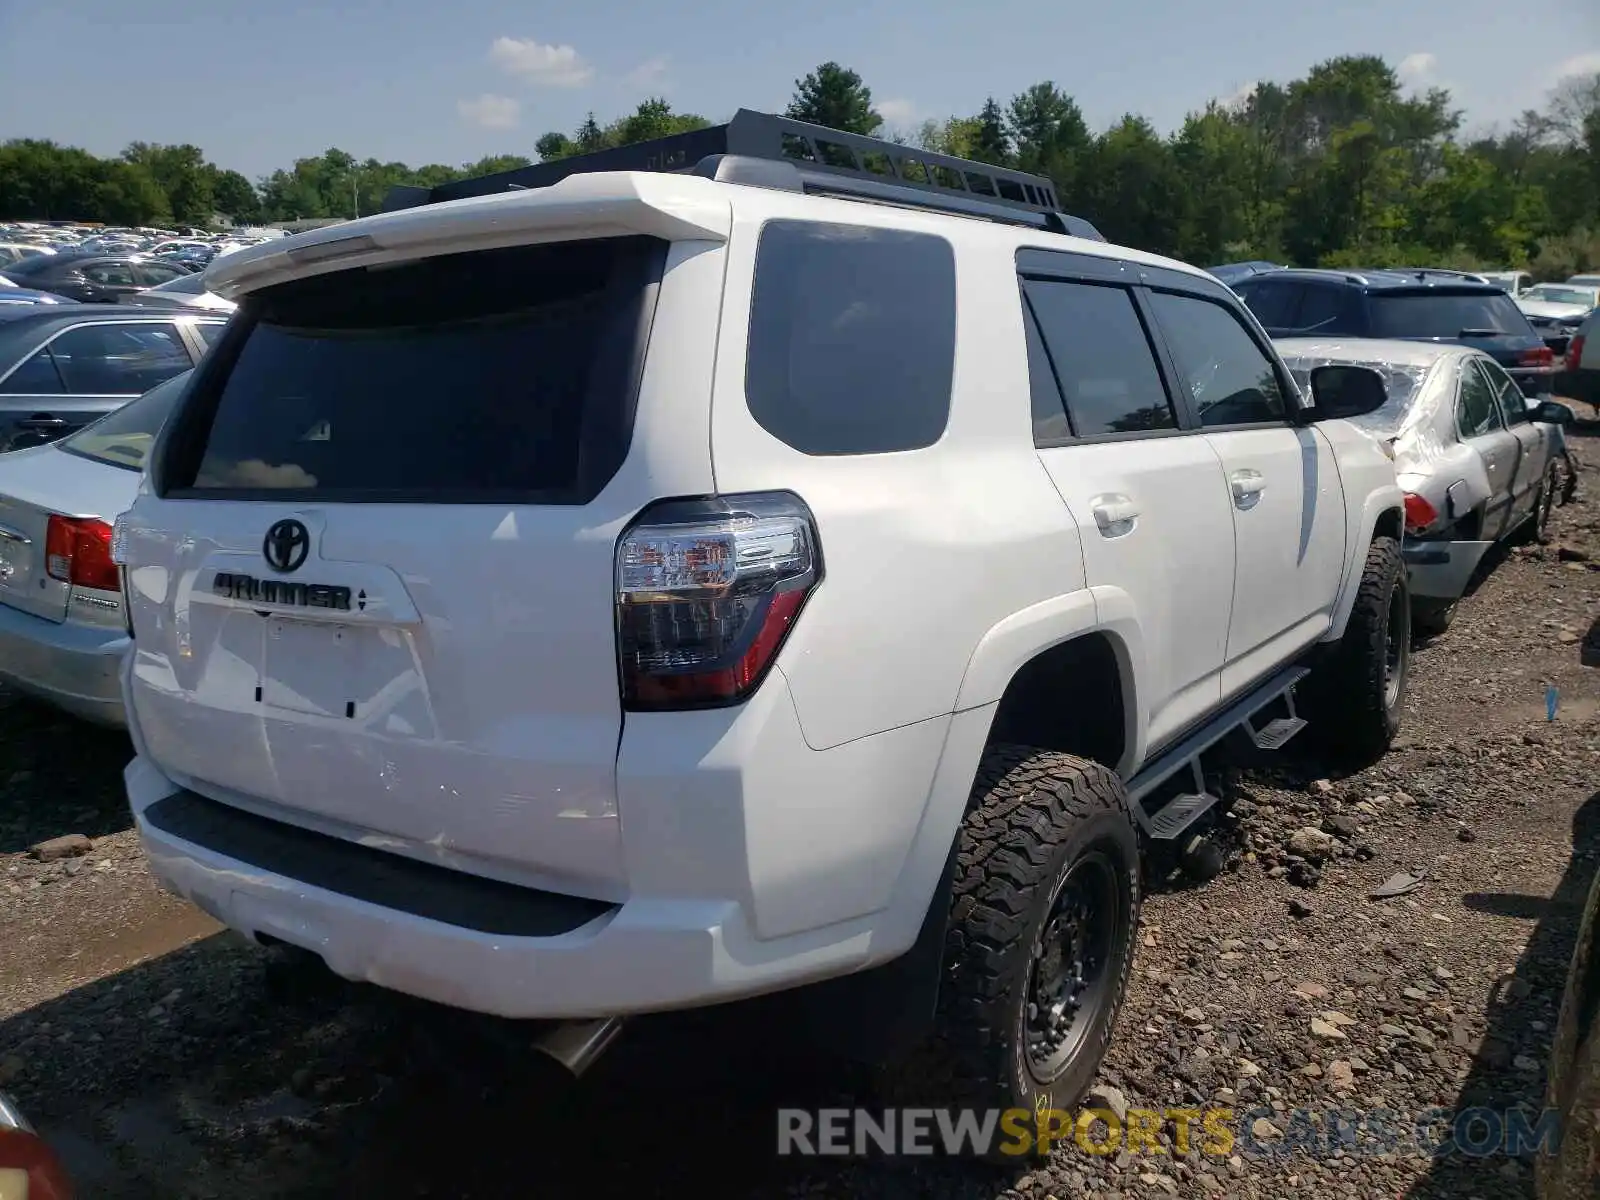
[533,1017,625,1077]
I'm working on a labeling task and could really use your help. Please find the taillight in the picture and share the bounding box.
[616,492,820,710]
[1403,493,1439,534]
[1519,345,1555,369]
[44,515,119,592]
[1569,334,1586,374]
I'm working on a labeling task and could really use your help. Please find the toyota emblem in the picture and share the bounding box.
[262,519,310,573]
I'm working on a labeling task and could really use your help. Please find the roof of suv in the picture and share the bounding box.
[1245,267,1503,292]
[207,164,1218,303]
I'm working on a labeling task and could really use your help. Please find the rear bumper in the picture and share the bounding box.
[125,668,975,1019]
[0,602,126,725]
[1403,538,1495,601]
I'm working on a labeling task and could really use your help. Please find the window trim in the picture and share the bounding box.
[0,319,193,395]
[1477,356,1531,425]
[1017,274,1186,446]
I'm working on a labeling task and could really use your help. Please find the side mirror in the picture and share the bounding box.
[1530,400,1574,426]
[1301,364,1388,422]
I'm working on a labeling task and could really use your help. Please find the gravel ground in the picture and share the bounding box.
[2,420,1598,1199]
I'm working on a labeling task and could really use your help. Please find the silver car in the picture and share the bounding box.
[0,371,189,725]
[1277,338,1573,635]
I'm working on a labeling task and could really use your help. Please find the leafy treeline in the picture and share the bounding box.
[2,56,1596,275]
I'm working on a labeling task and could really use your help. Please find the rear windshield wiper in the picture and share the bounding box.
[1457,327,1505,337]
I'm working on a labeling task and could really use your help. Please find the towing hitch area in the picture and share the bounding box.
[532,1016,626,1076]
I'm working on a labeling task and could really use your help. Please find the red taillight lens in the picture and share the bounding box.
[1569,334,1586,374]
[616,492,820,710]
[44,516,119,592]
[1519,345,1555,369]
[1403,493,1439,534]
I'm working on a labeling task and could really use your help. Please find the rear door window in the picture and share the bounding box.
[1369,290,1532,338]
[1022,279,1175,438]
[0,345,65,394]
[50,323,192,393]
[745,220,956,455]
[165,236,667,502]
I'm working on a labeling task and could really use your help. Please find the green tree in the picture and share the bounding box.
[972,98,1012,166]
[121,143,214,225]
[1007,83,1092,204]
[786,62,881,134]
[1080,116,1183,254]
[210,168,260,223]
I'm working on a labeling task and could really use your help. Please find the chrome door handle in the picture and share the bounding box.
[1230,469,1266,506]
[1091,494,1139,536]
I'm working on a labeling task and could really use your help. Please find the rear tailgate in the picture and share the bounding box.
[119,233,722,900]
[1368,287,1555,394]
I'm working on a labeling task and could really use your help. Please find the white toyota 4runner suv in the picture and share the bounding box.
[112,111,1407,1117]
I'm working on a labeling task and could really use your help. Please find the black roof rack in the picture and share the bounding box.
[380,108,1104,240]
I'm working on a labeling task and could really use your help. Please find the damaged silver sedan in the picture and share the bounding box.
[1278,338,1574,636]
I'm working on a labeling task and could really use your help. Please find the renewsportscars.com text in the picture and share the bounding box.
[776,1105,1563,1160]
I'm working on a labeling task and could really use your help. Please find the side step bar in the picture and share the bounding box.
[1128,665,1311,840]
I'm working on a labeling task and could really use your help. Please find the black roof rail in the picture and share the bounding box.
[380,108,1105,241]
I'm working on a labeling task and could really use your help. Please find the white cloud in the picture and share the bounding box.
[1219,81,1258,111]
[876,97,918,127]
[623,56,670,89]
[1551,51,1600,83]
[457,94,521,130]
[488,36,593,87]
[1397,52,1438,88]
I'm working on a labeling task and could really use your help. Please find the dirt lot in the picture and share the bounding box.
[2,420,1598,1200]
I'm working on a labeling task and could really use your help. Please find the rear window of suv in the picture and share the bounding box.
[1367,289,1531,339]
[160,237,667,503]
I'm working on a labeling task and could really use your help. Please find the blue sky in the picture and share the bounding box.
[1,0,1596,180]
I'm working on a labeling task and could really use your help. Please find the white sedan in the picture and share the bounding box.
[0,371,189,725]
[1278,338,1573,636]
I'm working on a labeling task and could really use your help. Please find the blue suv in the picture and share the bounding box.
[1233,268,1557,397]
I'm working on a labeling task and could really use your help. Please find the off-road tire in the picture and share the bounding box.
[1306,536,1408,761]
[1411,597,1456,639]
[886,746,1140,1150]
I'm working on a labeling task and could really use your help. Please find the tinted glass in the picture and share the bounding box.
[745,220,955,455]
[1369,290,1532,338]
[49,323,191,393]
[1023,280,1174,437]
[1293,285,1346,332]
[192,320,225,348]
[60,370,191,471]
[1024,302,1072,443]
[0,347,64,394]
[1456,360,1500,438]
[180,237,662,497]
[83,262,138,287]
[1236,279,1299,329]
[1148,291,1287,426]
[134,263,185,286]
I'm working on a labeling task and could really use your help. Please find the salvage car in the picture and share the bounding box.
[1563,306,1599,409]
[0,1089,73,1198]
[1517,282,1599,357]
[0,306,222,451]
[1277,338,1572,635]
[0,371,188,725]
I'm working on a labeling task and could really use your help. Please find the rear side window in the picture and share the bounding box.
[1147,292,1287,427]
[1293,284,1347,332]
[50,323,191,393]
[1022,279,1175,438]
[163,237,667,502]
[1236,279,1299,329]
[1369,290,1532,339]
[1456,360,1500,438]
[61,370,191,472]
[745,220,955,455]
